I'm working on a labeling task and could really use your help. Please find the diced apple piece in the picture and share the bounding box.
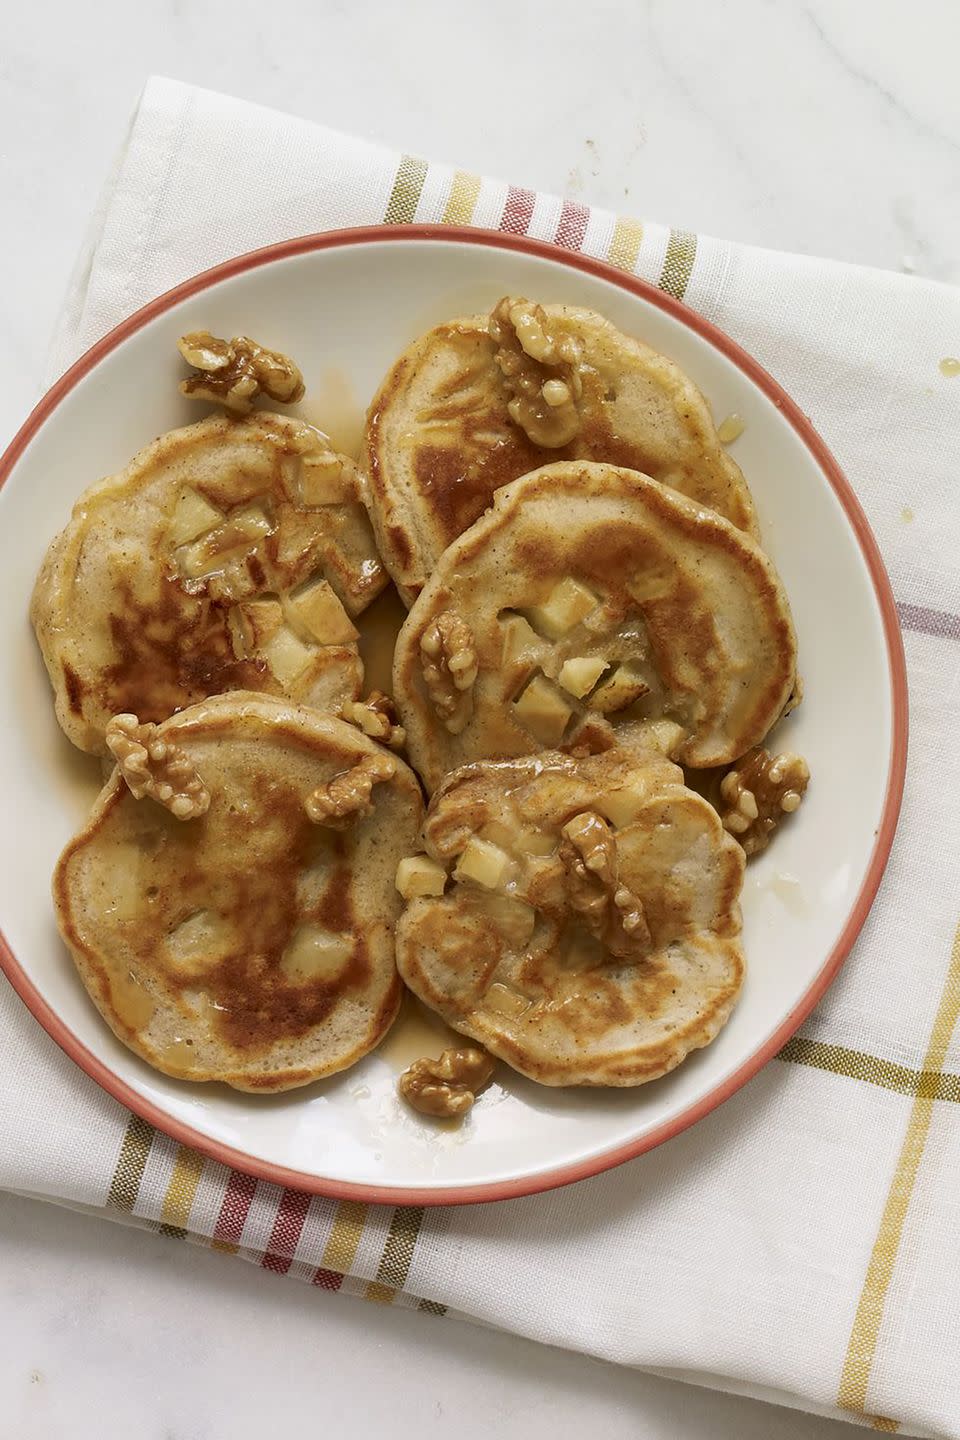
[204,505,272,552]
[480,818,555,856]
[515,826,556,856]
[164,910,231,976]
[527,578,598,639]
[558,656,608,698]
[485,982,532,1019]
[280,924,354,983]
[454,836,512,890]
[500,613,541,665]
[178,505,273,579]
[587,662,650,714]
[634,718,685,758]
[597,782,652,828]
[262,625,313,685]
[108,845,143,922]
[395,855,448,899]
[512,674,573,745]
[300,452,352,506]
[321,530,385,617]
[168,488,224,546]
[479,819,516,850]
[272,510,321,572]
[481,896,536,947]
[582,600,623,635]
[286,577,359,645]
[229,598,284,658]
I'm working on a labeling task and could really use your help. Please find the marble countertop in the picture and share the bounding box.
[2,2,956,1436]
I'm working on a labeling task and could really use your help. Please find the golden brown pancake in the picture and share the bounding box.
[54,693,422,1091]
[32,412,387,753]
[395,746,745,1086]
[392,461,798,792]
[364,297,758,602]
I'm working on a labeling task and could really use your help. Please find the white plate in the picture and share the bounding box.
[0,228,906,1204]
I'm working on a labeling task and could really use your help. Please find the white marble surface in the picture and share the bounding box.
[1,2,957,1436]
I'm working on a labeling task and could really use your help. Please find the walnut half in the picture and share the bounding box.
[420,611,479,735]
[399,1047,495,1119]
[489,297,584,448]
[105,715,210,820]
[341,691,406,750]
[558,810,650,957]
[304,751,397,827]
[719,747,810,857]
[178,331,305,414]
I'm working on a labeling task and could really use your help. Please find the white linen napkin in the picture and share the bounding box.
[6,75,960,1438]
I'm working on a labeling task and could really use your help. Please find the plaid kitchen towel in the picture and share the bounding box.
[5,76,960,1437]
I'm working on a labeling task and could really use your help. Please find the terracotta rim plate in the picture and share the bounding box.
[0,226,907,1205]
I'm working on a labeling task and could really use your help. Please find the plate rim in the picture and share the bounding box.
[0,223,909,1206]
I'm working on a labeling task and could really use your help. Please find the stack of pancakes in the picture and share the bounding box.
[36,300,803,1098]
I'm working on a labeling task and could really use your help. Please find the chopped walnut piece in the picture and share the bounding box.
[399,1046,495,1119]
[558,810,650,957]
[559,810,614,934]
[341,691,406,750]
[613,884,648,939]
[105,714,210,820]
[562,810,617,887]
[719,747,810,857]
[304,751,397,827]
[489,297,584,448]
[177,331,305,414]
[420,611,479,735]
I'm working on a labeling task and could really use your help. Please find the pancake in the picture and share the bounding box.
[395,746,745,1086]
[32,411,387,753]
[392,461,798,792]
[364,297,758,602]
[53,693,423,1091]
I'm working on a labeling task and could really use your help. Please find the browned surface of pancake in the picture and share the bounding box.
[396,747,745,1085]
[393,462,798,791]
[32,412,387,753]
[54,694,422,1091]
[364,303,758,601]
